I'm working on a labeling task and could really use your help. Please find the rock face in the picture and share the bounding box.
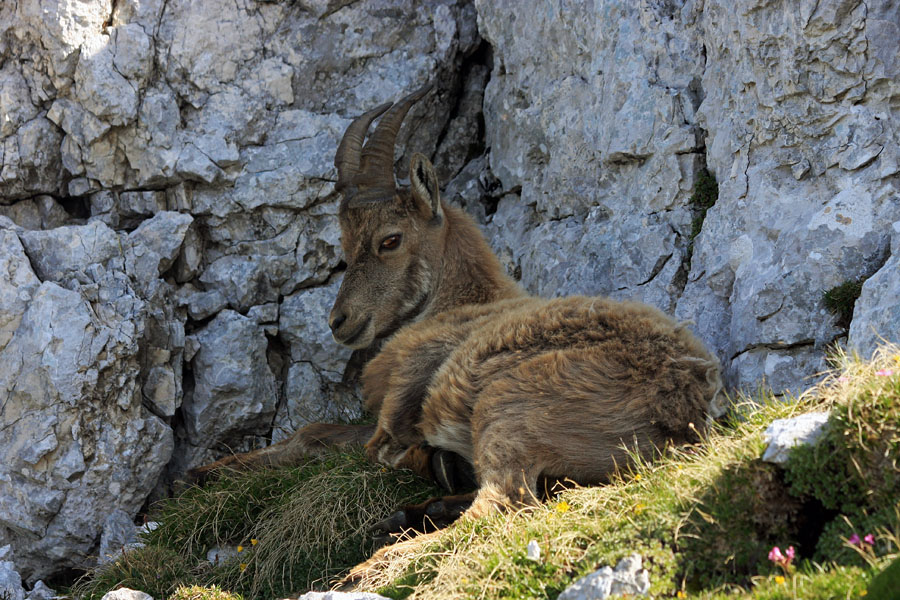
[1,0,898,582]
[476,0,900,394]
[0,0,482,582]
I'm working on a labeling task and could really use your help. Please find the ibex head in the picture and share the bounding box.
[329,85,444,349]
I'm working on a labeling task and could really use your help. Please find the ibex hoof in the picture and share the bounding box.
[369,493,475,541]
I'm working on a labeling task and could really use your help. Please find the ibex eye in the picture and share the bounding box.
[380,234,402,251]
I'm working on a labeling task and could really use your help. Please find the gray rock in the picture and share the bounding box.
[526,540,541,562]
[183,310,278,446]
[100,589,154,600]
[25,581,55,600]
[0,196,72,230]
[127,211,194,280]
[558,554,650,600]
[0,230,41,350]
[0,547,25,600]
[206,547,239,566]
[477,0,900,395]
[849,226,900,359]
[762,412,831,465]
[1,220,173,580]
[295,592,391,600]
[273,280,362,442]
[98,509,138,564]
[19,220,122,284]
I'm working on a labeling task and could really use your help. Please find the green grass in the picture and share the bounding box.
[71,346,900,599]
[71,450,440,599]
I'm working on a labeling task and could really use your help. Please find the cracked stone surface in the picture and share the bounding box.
[476,0,900,393]
[1,0,899,582]
[1,0,481,581]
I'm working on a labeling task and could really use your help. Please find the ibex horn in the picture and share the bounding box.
[358,84,434,188]
[334,101,392,191]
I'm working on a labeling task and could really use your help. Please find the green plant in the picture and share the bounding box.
[72,449,439,599]
[823,280,864,329]
[685,168,719,270]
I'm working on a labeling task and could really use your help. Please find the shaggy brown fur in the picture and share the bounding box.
[364,295,721,519]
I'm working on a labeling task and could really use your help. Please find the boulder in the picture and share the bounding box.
[557,554,650,599]
[762,412,831,465]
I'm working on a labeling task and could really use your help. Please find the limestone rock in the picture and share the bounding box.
[0,196,72,230]
[100,589,154,600]
[25,581,55,600]
[849,226,900,359]
[295,592,391,600]
[558,554,650,599]
[0,547,25,600]
[274,279,361,442]
[477,0,900,394]
[98,509,139,564]
[183,310,278,448]
[526,540,541,562]
[762,412,831,465]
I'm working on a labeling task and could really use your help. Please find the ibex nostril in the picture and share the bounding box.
[330,313,347,333]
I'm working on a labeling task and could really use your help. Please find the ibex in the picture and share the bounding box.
[329,87,723,584]
[192,87,723,540]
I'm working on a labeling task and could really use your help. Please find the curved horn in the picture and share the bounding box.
[358,83,434,187]
[334,101,392,191]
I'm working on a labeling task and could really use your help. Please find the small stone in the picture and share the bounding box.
[100,589,154,600]
[25,581,55,600]
[526,540,541,562]
[206,547,239,566]
[557,554,650,599]
[295,592,392,600]
[762,412,831,465]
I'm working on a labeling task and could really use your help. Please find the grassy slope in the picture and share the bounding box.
[73,346,900,599]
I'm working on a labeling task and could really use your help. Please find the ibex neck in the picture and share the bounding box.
[429,203,525,316]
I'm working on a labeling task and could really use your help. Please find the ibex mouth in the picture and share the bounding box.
[336,317,372,347]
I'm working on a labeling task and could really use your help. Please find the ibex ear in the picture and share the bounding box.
[409,153,442,221]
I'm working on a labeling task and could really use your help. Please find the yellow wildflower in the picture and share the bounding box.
[239,563,247,572]
[634,473,642,481]
[677,591,687,598]
[250,539,258,546]
[634,503,646,514]
[237,545,243,553]
[556,501,570,513]
[775,575,785,585]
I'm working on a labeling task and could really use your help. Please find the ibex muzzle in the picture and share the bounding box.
[329,85,444,349]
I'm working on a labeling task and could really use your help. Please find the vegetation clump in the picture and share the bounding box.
[686,168,719,270]
[71,450,439,599]
[823,279,864,329]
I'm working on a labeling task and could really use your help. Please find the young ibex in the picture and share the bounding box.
[330,86,724,528]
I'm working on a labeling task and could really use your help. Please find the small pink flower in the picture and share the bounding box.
[876,369,894,376]
[785,546,795,561]
[848,533,861,546]
[864,534,875,546]
[768,546,785,563]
